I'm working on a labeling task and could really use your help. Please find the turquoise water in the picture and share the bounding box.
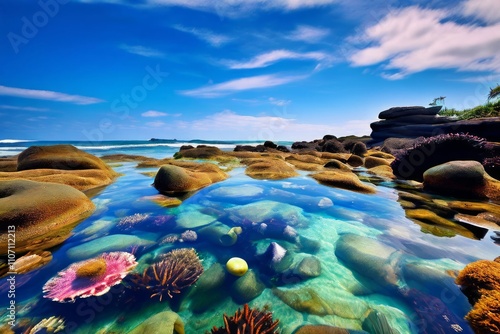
[1,140,499,333]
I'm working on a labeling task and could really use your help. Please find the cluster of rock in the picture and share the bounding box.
[370,105,500,144]
[0,145,117,258]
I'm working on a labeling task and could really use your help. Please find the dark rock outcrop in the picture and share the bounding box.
[370,105,500,143]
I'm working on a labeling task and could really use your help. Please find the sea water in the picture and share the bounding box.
[0,140,498,333]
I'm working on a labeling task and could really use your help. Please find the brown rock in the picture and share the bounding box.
[0,179,95,255]
[311,170,376,194]
[245,158,298,180]
[364,156,391,169]
[0,145,117,191]
[153,163,228,193]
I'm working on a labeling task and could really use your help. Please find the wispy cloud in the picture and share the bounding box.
[224,50,332,69]
[269,97,291,106]
[180,74,306,98]
[182,110,372,139]
[349,6,500,79]
[120,44,165,57]
[0,85,105,105]
[0,105,49,112]
[142,110,167,117]
[146,121,167,127]
[173,25,231,47]
[147,0,338,16]
[142,110,181,117]
[462,0,500,24]
[287,25,330,43]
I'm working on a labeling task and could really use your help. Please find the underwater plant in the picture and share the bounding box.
[391,133,490,181]
[210,304,280,334]
[43,252,137,303]
[127,248,203,301]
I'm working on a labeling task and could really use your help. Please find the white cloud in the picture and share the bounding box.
[181,110,372,140]
[224,49,332,69]
[146,121,167,127]
[180,74,307,98]
[269,97,291,106]
[287,25,330,43]
[0,85,104,105]
[173,25,231,47]
[120,45,165,57]
[349,6,500,79]
[142,110,168,117]
[0,105,49,112]
[148,0,338,16]
[462,0,500,24]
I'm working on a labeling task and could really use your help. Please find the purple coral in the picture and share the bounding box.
[391,133,491,181]
[43,252,137,303]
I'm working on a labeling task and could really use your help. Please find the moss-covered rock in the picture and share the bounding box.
[127,311,184,334]
[311,170,376,194]
[364,156,391,169]
[0,179,95,255]
[0,145,117,191]
[153,163,228,193]
[230,269,265,303]
[244,158,298,180]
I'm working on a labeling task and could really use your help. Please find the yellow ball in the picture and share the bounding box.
[226,257,248,276]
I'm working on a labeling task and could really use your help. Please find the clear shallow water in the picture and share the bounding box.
[1,141,499,333]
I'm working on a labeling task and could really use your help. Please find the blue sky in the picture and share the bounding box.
[1,0,499,141]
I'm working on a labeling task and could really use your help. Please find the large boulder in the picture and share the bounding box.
[0,145,117,191]
[0,179,95,255]
[153,163,228,193]
[423,160,500,200]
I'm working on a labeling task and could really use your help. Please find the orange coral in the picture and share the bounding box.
[210,304,279,334]
[455,259,500,304]
[465,290,500,334]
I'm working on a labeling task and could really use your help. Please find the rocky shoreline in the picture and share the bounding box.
[1,126,499,333]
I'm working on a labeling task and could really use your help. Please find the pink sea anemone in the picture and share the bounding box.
[43,252,137,303]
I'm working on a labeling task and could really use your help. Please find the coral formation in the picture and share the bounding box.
[391,133,491,181]
[210,304,279,334]
[43,252,137,302]
[127,248,203,300]
[456,259,500,333]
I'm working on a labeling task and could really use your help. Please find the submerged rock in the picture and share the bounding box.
[67,234,155,259]
[227,200,309,227]
[189,263,228,313]
[0,179,95,255]
[335,234,399,288]
[362,309,399,334]
[272,287,334,316]
[294,325,368,334]
[230,269,265,303]
[127,311,184,334]
[207,184,264,199]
